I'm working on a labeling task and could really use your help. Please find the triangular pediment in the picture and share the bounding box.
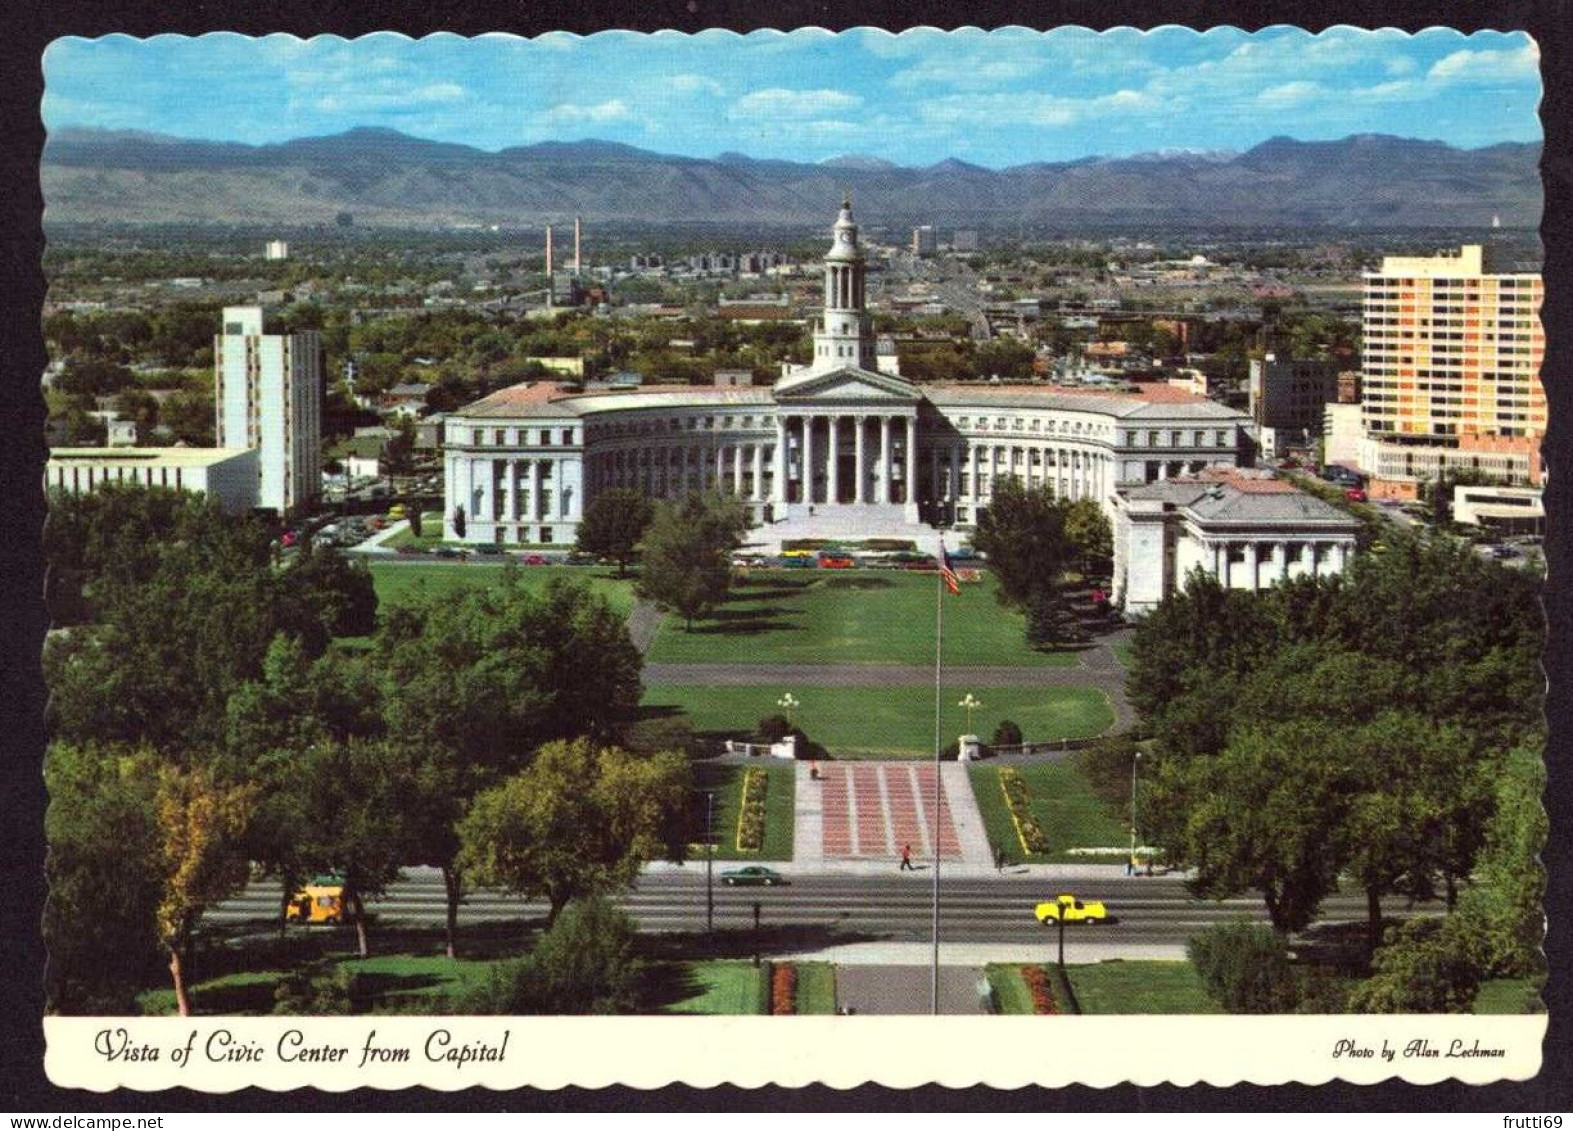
[773,364,921,403]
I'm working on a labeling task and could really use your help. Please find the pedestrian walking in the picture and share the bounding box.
[994,846,1006,873]
[899,844,913,871]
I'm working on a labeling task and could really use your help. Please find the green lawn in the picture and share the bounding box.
[661,960,768,1014]
[969,761,1130,862]
[645,571,1079,667]
[1066,960,1221,1014]
[794,962,838,1015]
[135,952,496,1016]
[693,761,795,861]
[367,562,636,615]
[1111,641,1135,669]
[645,685,1113,757]
[985,964,1036,1015]
[1474,978,1545,1015]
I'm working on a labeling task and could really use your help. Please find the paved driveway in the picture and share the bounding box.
[835,964,989,1015]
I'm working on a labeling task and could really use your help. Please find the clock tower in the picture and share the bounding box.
[810,197,878,372]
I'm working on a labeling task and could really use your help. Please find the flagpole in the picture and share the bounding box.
[932,538,944,1016]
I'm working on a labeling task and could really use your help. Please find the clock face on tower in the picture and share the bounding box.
[837,231,852,245]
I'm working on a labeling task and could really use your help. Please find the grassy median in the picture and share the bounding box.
[968,761,1129,862]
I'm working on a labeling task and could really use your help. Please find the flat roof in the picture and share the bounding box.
[47,446,254,467]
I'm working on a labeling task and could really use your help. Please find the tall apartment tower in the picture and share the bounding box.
[1361,245,1544,443]
[214,306,323,515]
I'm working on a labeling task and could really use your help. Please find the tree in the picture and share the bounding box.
[1063,497,1113,577]
[457,739,691,925]
[43,742,162,1014]
[970,477,1073,648]
[1188,921,1303,1013]
[1166,720,1345,933]
[375,574,643,955]
[575,488,655,577]
[284,544,379,638]
[284,740,412,958]
[1455,747,1547,978]
[1347,917,1482,1014]
[153,764,257,1016]
[453,505,467,540]
[456,897,641,1015]
[636,493,748,630]
[385,418,417,476]
[159,388,215,446]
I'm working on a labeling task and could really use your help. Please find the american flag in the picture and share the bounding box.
[938,541,961,596]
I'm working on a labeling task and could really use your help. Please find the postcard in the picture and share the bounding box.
[33,25,1548,1092]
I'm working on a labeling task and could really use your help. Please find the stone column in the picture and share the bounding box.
[853,415,867,503]
[1277,542,1290,582]
[1219,541,1231,587]
[752,443,764,502]
[827,415,840,504]
[879,416,893,504]
[905,416,917,508]
[1333,542,1349,572]
[733,443,744,497]
[1245,541,1260,591]
[803,415,815,504]
[773,417,788,503]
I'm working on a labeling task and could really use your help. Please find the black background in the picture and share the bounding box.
[2,0,1568,1113]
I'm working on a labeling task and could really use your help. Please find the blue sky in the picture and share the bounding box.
[43,27,1542,168]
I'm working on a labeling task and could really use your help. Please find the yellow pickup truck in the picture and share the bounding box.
[1034,894,1108,925]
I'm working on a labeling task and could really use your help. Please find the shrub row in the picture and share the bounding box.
[771,962,797,1015]
[736,767,769,851]
[1020,965,1059,1015]
[998,769,1050,855]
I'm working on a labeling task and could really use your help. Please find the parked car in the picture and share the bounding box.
[818,553,855,569]
[396,544,420,555]
[388,503,409,521]
[522,554,549,566]
[433,546,460,558]
[1034,894,1108,925]
[720,866,785,887]
[280,531,299,548]
[565,551,600,566]
[1344,488,1368,503]
[475,544,503,555]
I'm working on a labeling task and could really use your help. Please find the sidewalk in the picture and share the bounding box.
[772,941,1188,965]
[643,857,1172,881]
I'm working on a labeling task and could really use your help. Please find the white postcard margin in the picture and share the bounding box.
[46,1014,1544,1091]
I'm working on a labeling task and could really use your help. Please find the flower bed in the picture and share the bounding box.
[1020,965,1059,1015]
[998,768,1050,854]
[771,962,797,1015]
[736,767,769,851]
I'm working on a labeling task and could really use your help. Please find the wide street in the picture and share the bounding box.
[207,867,1400,959]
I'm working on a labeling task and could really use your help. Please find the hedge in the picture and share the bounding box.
[998,768,1050,854]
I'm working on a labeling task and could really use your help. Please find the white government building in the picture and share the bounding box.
[444,201,1254,546]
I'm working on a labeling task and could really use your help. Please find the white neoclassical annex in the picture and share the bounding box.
[1111,468,1363,616]
[443,200,1254,547]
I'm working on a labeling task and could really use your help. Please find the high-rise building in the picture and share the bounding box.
[911,225,937,257]
[1249,354,1343,432]
[1361,245,1544,443]
[214,306,323,515]
[264,240,290,260]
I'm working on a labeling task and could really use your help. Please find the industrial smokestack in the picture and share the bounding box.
[574,215,582,273]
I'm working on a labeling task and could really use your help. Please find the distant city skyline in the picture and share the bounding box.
[43,27,1541,169]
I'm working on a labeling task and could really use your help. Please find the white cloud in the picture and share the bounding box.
[728,87,862,120]
[920,88,1157,129]
[669,73,724,96]
[1256,81,1322,109]
[1428,43,1540,85]
[537,99,633,125]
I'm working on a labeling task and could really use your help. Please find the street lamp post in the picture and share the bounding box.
[958,693,981,736]
[1129,751,1143,877]
[705,790,716,935]
[777,693,799,731]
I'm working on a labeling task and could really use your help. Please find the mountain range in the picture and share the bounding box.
[41,126,1542,229]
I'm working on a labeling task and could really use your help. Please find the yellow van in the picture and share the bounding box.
[388,503,409,521]
[284,875,356,925]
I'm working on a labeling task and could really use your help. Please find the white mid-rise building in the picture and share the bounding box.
[45,448,260,514]
[214,306,322,515]
[265,240,290,260]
